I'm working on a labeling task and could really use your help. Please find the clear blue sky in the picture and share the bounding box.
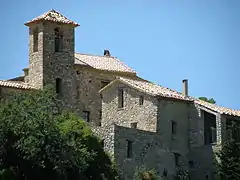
[0,0,239,109]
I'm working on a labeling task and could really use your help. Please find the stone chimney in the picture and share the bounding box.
[182,79,188,97]
[23,68,29,77]
[104,49,111,57]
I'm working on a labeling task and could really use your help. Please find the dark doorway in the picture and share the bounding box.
[204,111,217,144]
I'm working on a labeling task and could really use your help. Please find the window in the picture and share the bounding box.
[99,110,102,120]
[131,122,137,129]
[76,85,80,99]
[83,111,90,122]
[174,153,180,167]
[56,78,62,94]
[139,95,144,105]
[54,28,63,52]
[33,27,38,52]
[171,121,177,135]
[127,140,133,158]
[118,88,124,108]
[101,139,104,148]
[101,80,110,89]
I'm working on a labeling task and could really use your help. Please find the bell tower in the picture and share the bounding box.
[25,10,79,107]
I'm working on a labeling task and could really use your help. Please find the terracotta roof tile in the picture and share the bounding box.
[194,99,240,117]
[102,77,240,117]
[0,80,34,90]
[117,77,191,101]
[75,53,136,74]
[25,9,79,27]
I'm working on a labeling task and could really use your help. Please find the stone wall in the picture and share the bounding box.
[74,67,117,126]
[101,81,158,132]
[0,87,25,99]
[113,125,175,180]
[157,98,190,155]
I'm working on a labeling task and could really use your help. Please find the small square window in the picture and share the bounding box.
[172,121,177,135]
[127,140,133,158]
[101,81,110,89]
[83,111,90,122]
[131,122,137,129]
[139,95,144,105]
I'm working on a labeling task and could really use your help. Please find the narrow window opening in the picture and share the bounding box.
[83,111,90,122]
[33,27,38,52]
[118,88,124,108]
[131,122,137,129]
[56,78,62,94]
[139,95,144,105]
[174,153,180,167]
[172,121,177,135]
[54,28,63,52]
[76,85,80,99]
[127,140,133,158]
[99,110,102,120]
[101,139,104,148]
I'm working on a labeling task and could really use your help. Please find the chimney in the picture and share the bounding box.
[23,68,29,77]
[182,79,188,97]
[104,49,111,57]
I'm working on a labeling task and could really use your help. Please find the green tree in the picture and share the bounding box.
[134,166,161,180]
[198,97,216,104]
[216,121,240,180]
[0,87,118,180]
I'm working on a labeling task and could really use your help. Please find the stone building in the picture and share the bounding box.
[0,10,240,180]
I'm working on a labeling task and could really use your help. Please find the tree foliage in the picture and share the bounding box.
[134,166,161,180]
[0,87,118,180]
[198,97,216,104]
[216,121,240,180]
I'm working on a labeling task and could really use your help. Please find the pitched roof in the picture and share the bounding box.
[194,99,240,117]
[75,53,136,74]
[0,80,34,90]
[100,77,240,117]
[25,9,79,27]
[100,77,192,101]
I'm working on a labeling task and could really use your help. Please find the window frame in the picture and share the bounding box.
[33,27,38,52]
[118,88,124,108]
[56,78,62,94]
[54,27,63,52]
[171,121,177,135]
[174,153,180,167]
[83,111,90,122]
[139,95,144,106]
[131,122,138,129]
[127,140,133,158]
[101,80,110,89]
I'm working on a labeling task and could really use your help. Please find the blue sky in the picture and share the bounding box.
[0,0,239,109]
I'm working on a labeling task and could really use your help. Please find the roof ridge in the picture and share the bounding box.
[75,52,117,59]
[25,9,79,27]
[118,77,240,115]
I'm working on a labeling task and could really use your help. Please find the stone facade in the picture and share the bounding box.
[101,81,158,132]
[74,66,135,126]
[1,10,240,180]
[27,21,77,109]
